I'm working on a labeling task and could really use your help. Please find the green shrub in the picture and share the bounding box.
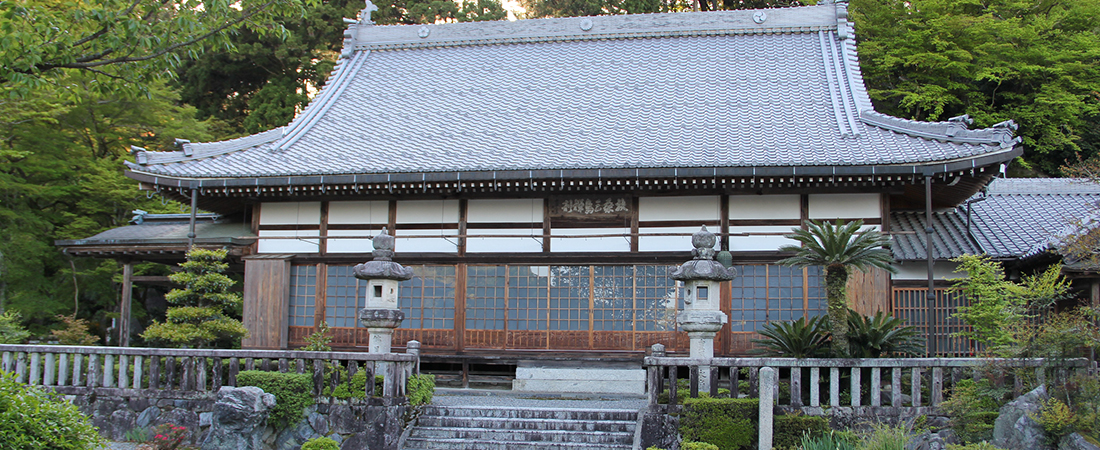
[800,430,858,450]
[301,436,340,450]
[941,379,1010,444]
[408,374,435,406]
[657,378,731,404]
[682,442,720,450]
[1034,397,1078,445]
[773,414,828,449]
[237,370,313,428]
[327,371,373,399]
[679,397,758,450]
[0,370,105,449]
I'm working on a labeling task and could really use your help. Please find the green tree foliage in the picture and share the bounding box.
[851,0,1100,174]
[950,254,1071,352]
[0,0,315,97]
[778,220,897,357]
[177,0,506,135]
[0,371,105,449]
[0,311,30,344]
[142,248,249,348]
[0,80,216,333]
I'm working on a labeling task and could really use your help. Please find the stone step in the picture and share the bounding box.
[418,405,638,421]
[408,426,634,444]
[512,364,646,395]
[401,437,632,450]
[416,415,636,432]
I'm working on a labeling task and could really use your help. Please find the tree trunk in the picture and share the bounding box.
[826,265,850,357]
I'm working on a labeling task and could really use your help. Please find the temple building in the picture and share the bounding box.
[61,1,1059,375]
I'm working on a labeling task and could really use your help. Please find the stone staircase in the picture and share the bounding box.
[401,405,638,449]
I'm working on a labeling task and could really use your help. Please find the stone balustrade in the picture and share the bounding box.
[644,350,1092,414]
[0,343,420,401]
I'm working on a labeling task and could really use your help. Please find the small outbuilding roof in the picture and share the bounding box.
[126,2,1018,189]
[890,178,1100,261]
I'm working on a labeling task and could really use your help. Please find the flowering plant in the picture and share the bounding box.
[137,423,189,450]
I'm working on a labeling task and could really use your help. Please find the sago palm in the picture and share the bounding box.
[778,220,897,357]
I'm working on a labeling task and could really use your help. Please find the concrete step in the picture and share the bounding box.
[401,437,633,450]
[416,415,635,432]
[418,405,638,421]
[512,362,646,395]
[408,427,633,444]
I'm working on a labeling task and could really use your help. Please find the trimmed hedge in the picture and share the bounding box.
[679,397,759,450]
[773,414,829,449]
[236,370,313,428]
[682,442,720,450]
[408,374,435,406]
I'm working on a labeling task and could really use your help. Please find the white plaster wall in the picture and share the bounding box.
[466,228,543,253]
[639,196,719,221]
[258,230,320,253]
[468,199,543,223]
[639,226,706,252]
[395,230,458,253]
[728,226,797,251]
[327,229,378,253]
[329,201,389,225]
[808,193,881,220]
[728,195,801,220]
[259,202,321,225]
[551,228,631,252]
[396,200,459,224]
[893,261,964,280]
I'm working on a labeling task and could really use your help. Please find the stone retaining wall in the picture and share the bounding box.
[56,386,407,450]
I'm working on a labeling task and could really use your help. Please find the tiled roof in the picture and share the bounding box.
[890,178,1100,261]
[890,210,981,261]
[127,4,1018,180]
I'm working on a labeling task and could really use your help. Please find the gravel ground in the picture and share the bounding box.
[105,442,139,450]
[430,388,647,411]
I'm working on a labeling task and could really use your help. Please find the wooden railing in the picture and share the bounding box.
[644,349,1093,413]
[0,342,421,401]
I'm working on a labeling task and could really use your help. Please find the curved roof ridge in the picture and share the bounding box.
[273,50,369,151]
[129,128,285,166]
[348,5,837,51]
[860,110,1020,146]
[986,177,1100,195]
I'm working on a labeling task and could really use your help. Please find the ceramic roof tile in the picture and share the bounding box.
[127,5,1017,179]
[891,178,1100,261]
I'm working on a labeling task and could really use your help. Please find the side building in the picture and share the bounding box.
[60,3,1025,365]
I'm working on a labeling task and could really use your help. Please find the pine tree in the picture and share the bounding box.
[142,248,248,348]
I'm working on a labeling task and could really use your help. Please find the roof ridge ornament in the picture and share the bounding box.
[945,114,973,137]
[835,0,850,40]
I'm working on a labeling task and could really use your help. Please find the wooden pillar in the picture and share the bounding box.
[120,261,133,347]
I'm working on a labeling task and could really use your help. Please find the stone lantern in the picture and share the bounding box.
[671,226,735,392]
[354,228,414,354]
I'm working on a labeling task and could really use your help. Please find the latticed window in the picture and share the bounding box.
[728,264,826,332]
[325,265,363,327]
[288,265,317,327]
[400,265,457,329]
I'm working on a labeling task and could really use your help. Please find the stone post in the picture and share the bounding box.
[672,226,735,394]
[759,367,776,450]
[355,228,414,359]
